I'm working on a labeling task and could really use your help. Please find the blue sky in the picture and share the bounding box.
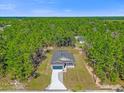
[0,0,124,16]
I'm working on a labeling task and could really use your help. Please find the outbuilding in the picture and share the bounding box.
[51,50,75,70]
[75,36,85,44]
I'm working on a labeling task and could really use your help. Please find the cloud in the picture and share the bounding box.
[33,0,56,4]
[30,9,81,16]
[48,1,56,4]
[64,9,72,12]
[31,8,73,16]
[0,4,16,10]
[32,9,54,14]
[33,0,45,4]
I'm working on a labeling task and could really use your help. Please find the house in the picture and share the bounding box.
[51,50,75,70]
[0,24,11,31]
[75,36,85,44]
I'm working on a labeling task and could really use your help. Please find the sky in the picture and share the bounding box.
[0,0,124,16]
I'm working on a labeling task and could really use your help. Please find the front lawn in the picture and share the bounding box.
[63,47,98,91]
[24,51,52,91]
[0,77,16,90]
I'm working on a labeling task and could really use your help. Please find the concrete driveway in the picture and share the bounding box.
[45,69,67,91]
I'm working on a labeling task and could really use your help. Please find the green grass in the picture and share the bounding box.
[62,47,98,91]
[0,50,52,91]
[24,51,52,91]
[25,73,51,91]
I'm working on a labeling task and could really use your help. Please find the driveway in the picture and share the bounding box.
[45,69,67,91]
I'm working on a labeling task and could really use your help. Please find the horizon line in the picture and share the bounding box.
[0,16,124,17]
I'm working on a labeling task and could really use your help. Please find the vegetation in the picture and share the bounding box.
[0,77,15,90]
[81,20,124,83]
[25,51,52,90]
[62,47,98,91]
[0,17,124,88]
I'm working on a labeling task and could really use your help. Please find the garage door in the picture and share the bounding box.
[53,66,63,69]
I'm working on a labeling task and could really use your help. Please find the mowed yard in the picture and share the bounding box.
[0,78,16,90]
[25,50,52,91]
[62,47,98,91]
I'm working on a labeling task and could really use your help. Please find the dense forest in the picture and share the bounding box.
[0,17,124,83]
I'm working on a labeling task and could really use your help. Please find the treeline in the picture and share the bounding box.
[81,20,124,82]
[0,18,77,80]
[0,17,124,83]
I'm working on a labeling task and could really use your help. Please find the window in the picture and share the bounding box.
[53,66,63,69]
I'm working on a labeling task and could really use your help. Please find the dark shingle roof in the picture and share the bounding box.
[51,50,75,64]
